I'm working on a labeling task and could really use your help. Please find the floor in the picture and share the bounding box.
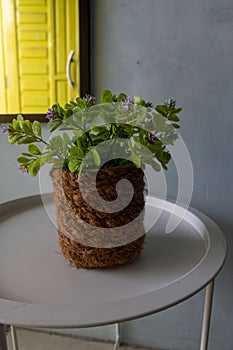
[6,328,154,350]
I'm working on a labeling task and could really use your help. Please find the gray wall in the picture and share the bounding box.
[0,1,232,349]
[89,1,233,348]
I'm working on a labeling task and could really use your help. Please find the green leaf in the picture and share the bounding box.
[174,107,182,114]
[92,149,101,166]
[131,153,141,168]
[25,120,33,131]
[17,115,24,123]
[150,160,161,172]
[168,113,180,122]
[68,159,81,173]
[155,105,167,117]
[65,103,72,109]
[52,159,66,168]
[6,124,14,132]
[77,162,85,178]
[117,93,127,102]
[17,156,30,164]
[49,135,63,150]
[12,119,21,131]
[62,132,71,147]
[16,135,38,144]
[56,103,64,115]
[91,134,109,145]
[172,123,180,129]
[75,97,87,110]
[42,150,57,162]
[49,120,63,132]
[127,139,141,167]
[134,96,141,104]
[8,133,22,144]
[100,90,116,103]
[32,121,42,137]
[69,145,84,159]
[22,152,34,157]
[28,144,41,155]
[71,130,83,144]
[20,120,32,134]
[92,126,108,135]
[28,158,42,177]
[163,151,171,163]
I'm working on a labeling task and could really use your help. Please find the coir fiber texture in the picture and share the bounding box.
[50,163,145,268]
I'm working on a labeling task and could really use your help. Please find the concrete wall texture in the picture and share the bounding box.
[0,1,232,349]
[89,2,233,348]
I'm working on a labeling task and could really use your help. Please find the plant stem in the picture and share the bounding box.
[36,136,48,145]
[85,131,93,146]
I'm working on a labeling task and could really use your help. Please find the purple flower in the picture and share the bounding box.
[83,94,96,106]
[2,124,9,134]
[148,133,158,144]
[167,99,176,108]
[122,96,134,110]
[46,108,57,121]
[19,165,28,174]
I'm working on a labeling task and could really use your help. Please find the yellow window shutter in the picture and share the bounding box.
[0,0,7,114]
[0,0,21,114]
[0,0,80,115]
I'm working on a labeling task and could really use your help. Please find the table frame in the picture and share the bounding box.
[0,194,226,350]
[0,278,215,350]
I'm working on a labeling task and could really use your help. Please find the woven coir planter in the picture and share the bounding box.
[50,162,145,268]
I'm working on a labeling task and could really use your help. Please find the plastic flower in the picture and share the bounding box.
[148,132,158,144]
[46,108,57,121]
[19,165,28,173]
[122,96,134,110]
[2,124,9,134]
[83,94,96,106]
[167,99,176,108]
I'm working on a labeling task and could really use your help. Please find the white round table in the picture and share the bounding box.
[0,194,226,350]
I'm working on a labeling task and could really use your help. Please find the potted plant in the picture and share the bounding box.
[2,90,182,268]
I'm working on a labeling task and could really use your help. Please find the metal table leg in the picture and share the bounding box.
[200,279,215,350]
[113,323,121,350]
[10,326,18,350]
[0,325,8,350]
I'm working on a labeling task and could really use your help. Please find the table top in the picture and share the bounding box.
[0,194,226,328]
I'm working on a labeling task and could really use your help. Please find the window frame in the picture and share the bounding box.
[0,0,90,123]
